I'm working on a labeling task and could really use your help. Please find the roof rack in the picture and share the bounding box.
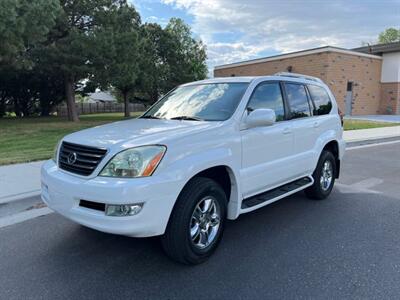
[274,72,323,83]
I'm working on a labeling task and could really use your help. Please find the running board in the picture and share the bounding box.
[241,177,313,209]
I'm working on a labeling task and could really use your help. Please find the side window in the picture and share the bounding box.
[307,85,332,115]
[247,82,285,121]
[284,83,311,119]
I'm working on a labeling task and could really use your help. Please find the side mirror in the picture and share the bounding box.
[245,108,276,129]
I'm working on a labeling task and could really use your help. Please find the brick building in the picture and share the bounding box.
[214,42,400,115]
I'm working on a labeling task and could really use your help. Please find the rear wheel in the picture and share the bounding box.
[305,150,336,200]
[161,177,227,265]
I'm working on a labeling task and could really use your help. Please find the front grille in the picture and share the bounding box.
[58,141,107,176]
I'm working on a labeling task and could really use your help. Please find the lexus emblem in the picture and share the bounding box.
[67,152,77,164]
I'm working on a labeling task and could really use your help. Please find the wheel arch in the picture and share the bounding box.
[176,165,241,220]
[321,140,340,178]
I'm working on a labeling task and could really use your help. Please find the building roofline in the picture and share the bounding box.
[352,41,400,55]
[214,46,382,70]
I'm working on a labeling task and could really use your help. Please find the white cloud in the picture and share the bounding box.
[206,42,266,66]
[145,15,169,26]
[161,0,400,72]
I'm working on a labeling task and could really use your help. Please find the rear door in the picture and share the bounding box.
[306,83,334,139]
[282,82,317,176]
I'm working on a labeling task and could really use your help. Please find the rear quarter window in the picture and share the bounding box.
[284,83,311,119]
[307,85,332,115]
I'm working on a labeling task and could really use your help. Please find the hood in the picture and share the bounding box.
[63,118,222,149]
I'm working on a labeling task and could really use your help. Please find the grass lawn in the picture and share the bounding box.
[343,119,399,131]
[0,112,142,165]
[0,113,399,165]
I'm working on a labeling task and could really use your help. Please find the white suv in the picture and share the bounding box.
[41,73,345,264]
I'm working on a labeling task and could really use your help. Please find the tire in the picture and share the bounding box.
[161,177,227,265]
[305,150,336,200]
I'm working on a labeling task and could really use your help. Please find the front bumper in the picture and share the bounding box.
[41,160,182,237]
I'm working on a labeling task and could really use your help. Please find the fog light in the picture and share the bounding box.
[105,203,143,216]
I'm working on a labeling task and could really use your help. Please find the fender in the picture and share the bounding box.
[312,129,340,170]
[159,146,242,220]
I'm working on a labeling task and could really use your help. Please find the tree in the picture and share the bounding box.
[137,23,170,104]
[0,67,35,117]
[0,66,14,117]
[42,0,126,122]
[0,64,64,117]
[93,1,141,117]
[378,28,400,44]
[36,71,65,116]
[31,45,66,116]
[164,18,208,89]
[138,18,208,105]
[0,3,209,118]
[0,0,60,68]
[0,0,62,117]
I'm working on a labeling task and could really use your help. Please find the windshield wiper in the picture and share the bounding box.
[170,116,204,121]
[141,115,162,119]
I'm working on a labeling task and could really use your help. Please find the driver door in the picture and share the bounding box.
[240,81,295,198]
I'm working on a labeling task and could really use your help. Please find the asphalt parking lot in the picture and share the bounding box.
[1,140,399,299]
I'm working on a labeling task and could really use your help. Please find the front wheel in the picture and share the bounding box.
[161,177,227,265]
[305,150,336,200]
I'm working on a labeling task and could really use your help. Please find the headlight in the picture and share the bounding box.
[99,145,166,178]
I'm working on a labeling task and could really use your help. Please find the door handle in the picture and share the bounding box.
[313,121,320,128]
[282,127,291,134]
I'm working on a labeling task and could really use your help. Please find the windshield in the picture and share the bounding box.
[142,83,249,121]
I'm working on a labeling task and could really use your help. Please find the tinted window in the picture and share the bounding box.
[307,85,332,115]
[285,83,311,119]
[143,83,249,121]
[247,82,285,121]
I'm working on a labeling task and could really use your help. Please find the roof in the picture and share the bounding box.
[353,41,400,55]
[214,46,382,71]
[88,91,116,102]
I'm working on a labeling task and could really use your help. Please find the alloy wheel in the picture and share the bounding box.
[189,197,221,249]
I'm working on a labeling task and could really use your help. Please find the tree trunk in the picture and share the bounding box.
[65,75,79,122]
[14,99,21,117]
[40,96,51,117]
[0,97,5,117]
[21,101,30,117]
[123,91,130,118]
[41,106,50,116]
[151,90,159,105]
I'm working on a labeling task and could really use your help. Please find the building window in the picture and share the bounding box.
[347,81,353,92]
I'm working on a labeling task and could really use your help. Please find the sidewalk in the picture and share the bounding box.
[1,125,400,204]
[0,161,44,204]
[343,125,400,142]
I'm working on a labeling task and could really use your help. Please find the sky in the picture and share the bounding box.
[132,0,400,74]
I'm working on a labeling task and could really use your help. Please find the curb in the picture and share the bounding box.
[0,190,41,205]
[344,133,400,143]
[0,207,53,229]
